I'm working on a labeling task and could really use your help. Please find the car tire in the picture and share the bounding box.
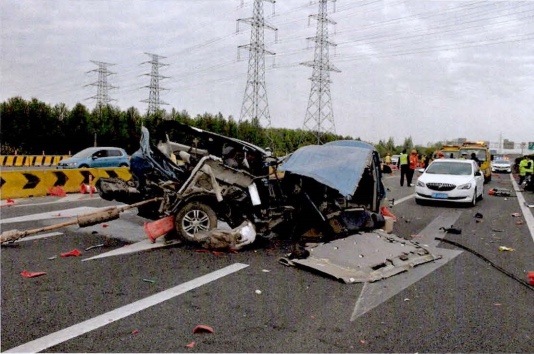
[119,163,129,167]
[174,202,217,242]
[79,164,89,168]
[415,198,424,205]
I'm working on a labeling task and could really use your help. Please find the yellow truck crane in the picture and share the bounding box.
[459,141,491,183]
[441,144,461,159]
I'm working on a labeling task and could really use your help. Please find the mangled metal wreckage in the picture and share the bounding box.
[97,122,439,283]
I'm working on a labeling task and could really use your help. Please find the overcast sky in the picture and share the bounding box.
[1,0,533,146]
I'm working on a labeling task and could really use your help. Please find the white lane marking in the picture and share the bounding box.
[4,263,249,353]
[0,206,130,225]
[509,174,534,242]
[0,194,101,208]
[389,193,414,206]
[350,211,462,321]
[13,232,63,242]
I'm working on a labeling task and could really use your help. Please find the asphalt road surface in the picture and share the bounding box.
[1,171,533,353]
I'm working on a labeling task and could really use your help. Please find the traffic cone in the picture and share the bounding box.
[380,206,397,221]
[144,215,176,243]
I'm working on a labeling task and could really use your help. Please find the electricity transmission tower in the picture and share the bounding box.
[237,0,277,129]
[141,53,169,116]
[301,0,340,144]
[85,60,117,107]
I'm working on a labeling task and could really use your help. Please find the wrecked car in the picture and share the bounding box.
[96,122,388,251]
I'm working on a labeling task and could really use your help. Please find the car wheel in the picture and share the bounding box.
[119,163,129,167]
[175,202,217,242]
[415,198,424,205]
[79,164,89,168]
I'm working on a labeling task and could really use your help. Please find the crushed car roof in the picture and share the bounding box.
[279,140,376,198]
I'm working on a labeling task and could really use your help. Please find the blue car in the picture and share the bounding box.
[57,147,129,169]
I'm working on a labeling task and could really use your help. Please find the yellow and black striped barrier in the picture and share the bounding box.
[0,168,132,199]
[0,155,71,167]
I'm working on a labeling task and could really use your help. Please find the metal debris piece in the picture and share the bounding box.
[85,244,104,251]
[281,230,439,283]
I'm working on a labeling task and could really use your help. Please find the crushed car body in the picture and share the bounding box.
[96,122,440,282]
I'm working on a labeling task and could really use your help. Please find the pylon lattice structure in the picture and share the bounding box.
[237,0,277,129]
[141,53,169,116]
[85,60,117,107]
[301,0,340,144]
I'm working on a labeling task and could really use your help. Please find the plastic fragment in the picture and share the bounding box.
[511,213,521,217]
[85,244,104,251]
[185,342,196,348]
[498,246,514,252]
[142,279,155,283]
[193,325,214,334]
[60,249,82,257]
[255,289,262,294]
[21,270,47,278]
[132,329,139,334]
[47,255,57,260]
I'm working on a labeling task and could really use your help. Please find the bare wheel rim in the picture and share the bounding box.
[181,209,211,237]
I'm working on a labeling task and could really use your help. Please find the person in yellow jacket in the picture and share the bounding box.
[397,149,409,187]
[519,155,533,185]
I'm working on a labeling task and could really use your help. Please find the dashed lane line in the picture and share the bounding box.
[4,263,250,353]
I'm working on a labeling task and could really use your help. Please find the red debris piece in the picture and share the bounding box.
[211,251,224,256]
[21,270,47,278]
[516,221,524,225]
[195,249,210,253]
[185,342,196,348]
[380,206,398,221]
[60,249,82,257]
[528,271,534,285]
[193,325,214,334]
[7,199,15,204]
[102,224,109,228]
[48,186,67,197]
[132,329,139,335]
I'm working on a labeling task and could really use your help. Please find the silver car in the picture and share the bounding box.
[491,159,512,173]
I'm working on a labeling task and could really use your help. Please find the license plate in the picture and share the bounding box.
[432,193,448,199]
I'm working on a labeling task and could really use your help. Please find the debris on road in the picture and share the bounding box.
[60,249,82,257]
[21,270,47,278]
[498,246,514,252]
[84,244,104,251]
[142,279,156,283]
[0,197,162,244]
[185,342,195,348]
[488,188,512,197]
[193,325,214,334]
[511,213,521,217]
[439,226,462,234]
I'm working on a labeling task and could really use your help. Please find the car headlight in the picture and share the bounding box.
[457,183,472,190]
[417,181,425,187]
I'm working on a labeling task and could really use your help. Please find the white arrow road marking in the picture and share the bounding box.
[350,211,463,321]
[13,232,63,242]
[4,263,249,353]
[82,238,182,261]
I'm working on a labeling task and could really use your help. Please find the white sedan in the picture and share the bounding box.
[415,159,484,206]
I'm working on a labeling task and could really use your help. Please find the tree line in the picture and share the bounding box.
[0,96,436,157]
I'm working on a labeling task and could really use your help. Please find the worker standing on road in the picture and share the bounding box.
[519,155,532,186]
[407,149,418,187]
[385,152,391,165]
[398,149,409,187]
